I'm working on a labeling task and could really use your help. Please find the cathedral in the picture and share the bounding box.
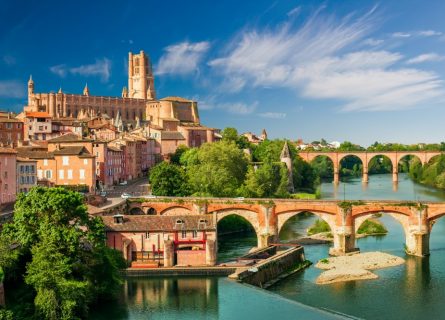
[23,50,201,127]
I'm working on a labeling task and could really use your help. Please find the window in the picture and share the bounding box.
[67,170,73,179]
[4,184,7,191]
[31,176,35,184]
[145,232,150,239]
[62,156,69,165]
[20,165,24,173]
[192,230,198,238]
[83,159,88,165]
[79,169,85,179]
[59,170,64,179]
[43,159,48,166]
[4,171,7,178]
[181,230,187,239]
[20,176,25,184]
[45,170,52,179]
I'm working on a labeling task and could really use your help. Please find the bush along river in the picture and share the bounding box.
[91,173,445,319]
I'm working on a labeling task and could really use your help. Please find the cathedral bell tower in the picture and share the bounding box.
[128,50,156,100]
[28,75,34,106]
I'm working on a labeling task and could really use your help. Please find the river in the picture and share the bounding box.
[90,173,445,319]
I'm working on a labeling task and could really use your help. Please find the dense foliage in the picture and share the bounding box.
[357,219,388,235]
[0,187,126,320]
[409,155,445,189]
[307,219,331,235]
[149,162,190,196]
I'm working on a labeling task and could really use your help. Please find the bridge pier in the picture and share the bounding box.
[329,226,359,256]
[362,169,369,183]
[392,170,398,183]
[406,231,430,257]
[333,171,339,184]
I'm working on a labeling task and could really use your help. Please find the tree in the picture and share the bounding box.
[149,162,190,196]
[187,141,248,197]
[221,127,251,149]
[241,163,289,198]
[170,145,189,165]
[0,187,125,319]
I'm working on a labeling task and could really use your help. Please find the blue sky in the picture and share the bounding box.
[1,0,445,146]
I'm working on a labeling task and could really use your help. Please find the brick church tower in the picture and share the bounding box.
[127,50,156,100]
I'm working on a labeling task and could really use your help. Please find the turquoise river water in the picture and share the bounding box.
[91,174,445,319]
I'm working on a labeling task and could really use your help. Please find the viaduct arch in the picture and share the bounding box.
[299,151,443,183]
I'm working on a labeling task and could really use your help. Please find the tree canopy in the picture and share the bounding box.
[149,162,190,196]
[0,187,125,320]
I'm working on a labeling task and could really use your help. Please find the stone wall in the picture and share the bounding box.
[231,246,306,287]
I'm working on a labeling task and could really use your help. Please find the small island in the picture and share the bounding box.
[315,252,405,284]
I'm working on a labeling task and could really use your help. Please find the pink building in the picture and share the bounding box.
[0,148,17,204]
[105,146,123,186]
[102,214,217,267]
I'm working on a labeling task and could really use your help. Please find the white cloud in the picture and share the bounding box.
[392,32,411,38]
[209,8,445,112]
[2,55,16,66]
[287,6,301,17]
[50,64,67,77]
[0,80,25,98]
[156,41,210,75]
[259,112,286,119]
[406,53,445,64]
[418,30,442,37]
[225,102,257,114]
[70,58,111,82]
[50,58,111,82]
[362,38,384,46]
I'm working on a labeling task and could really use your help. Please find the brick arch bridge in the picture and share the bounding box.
[298,151,443,183]
[124,197,445,257]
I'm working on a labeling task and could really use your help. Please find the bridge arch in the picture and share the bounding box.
[354,212,409,235]
[160,206,192,216]
[397,154,423,173]
[214,208,260,235]
[129,207,145,215]
[426,154,443,165]
[338,154,364,178]
[367,154,393,175]
[277,210,336,235]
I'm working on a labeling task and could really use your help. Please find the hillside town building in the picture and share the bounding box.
[0,148,17,205]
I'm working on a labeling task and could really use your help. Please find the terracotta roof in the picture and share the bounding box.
[102,215,216,232]
[16,149,53,159]
[47,133,91,143]
[107,146,122,152]
[25,112,51,118]
[53,146,94,158]
[0,147,17,154]
[161,131,185,140]
[0,117,21,123]
[160,96,194,103]
[16,156,37,162]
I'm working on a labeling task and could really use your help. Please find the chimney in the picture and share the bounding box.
[113,214,124,224]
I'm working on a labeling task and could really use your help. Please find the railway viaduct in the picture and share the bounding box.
[298,151,443,183]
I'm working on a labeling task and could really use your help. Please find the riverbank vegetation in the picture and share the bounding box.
[0,187,126,319]
[357,219,388,235]
[307,219,331,236]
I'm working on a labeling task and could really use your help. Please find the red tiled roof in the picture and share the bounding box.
[102,215,216,232]
[25,112,51,118]
[0,147,17,154]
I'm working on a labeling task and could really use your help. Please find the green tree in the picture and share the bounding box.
[241,163,290,198]
[221,127,250,149]
[0,187,125,320]
[149,162,190,196]
[187,141,248,197]
[170,145,189,165]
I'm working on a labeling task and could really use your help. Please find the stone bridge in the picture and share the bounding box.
[124,197,445,257]
[298,151,443,183]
